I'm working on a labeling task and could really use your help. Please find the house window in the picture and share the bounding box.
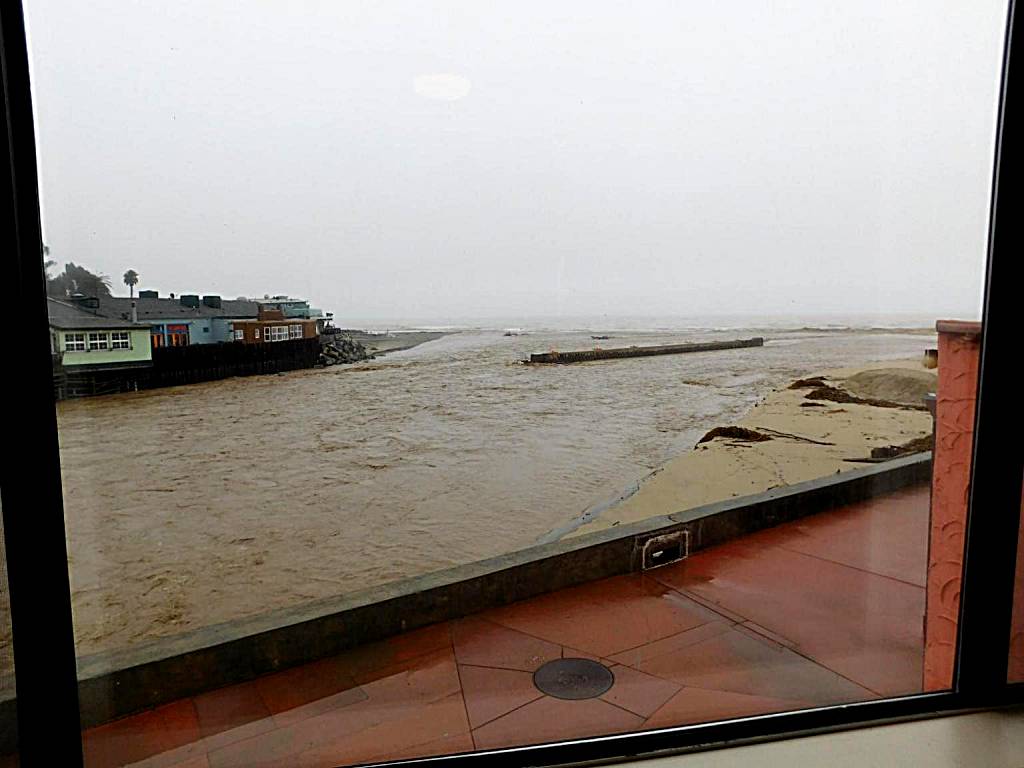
[234,330,244,341]
[254,328,260,339]
[110,332,130,350]
[88,332,109,350]
[64,333,85,351]
[289,324,302,339]
[264,325,289,342]
[167,324,189,347]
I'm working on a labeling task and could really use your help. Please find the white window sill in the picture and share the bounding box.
[622,709,1024,768]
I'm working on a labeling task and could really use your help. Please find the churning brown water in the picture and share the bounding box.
[55,326,933,657]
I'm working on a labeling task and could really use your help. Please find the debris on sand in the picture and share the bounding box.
[697,426,773,445]
[845,434,935,463]
[789,377,828,389]
[804,385,928,411]
[753,427,834,446]
[870,434,934,458]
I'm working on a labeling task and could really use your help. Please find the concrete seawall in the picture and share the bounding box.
[528,336,764,364]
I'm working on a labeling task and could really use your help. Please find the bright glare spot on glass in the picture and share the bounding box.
[413,73,472,101]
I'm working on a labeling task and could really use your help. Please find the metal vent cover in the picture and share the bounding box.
[533,658,615,700]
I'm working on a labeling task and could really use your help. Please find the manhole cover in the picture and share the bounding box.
[533,658,615,700]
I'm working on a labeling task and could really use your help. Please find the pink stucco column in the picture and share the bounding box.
[923,320,981,691]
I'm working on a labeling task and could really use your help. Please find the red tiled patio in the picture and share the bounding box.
[81,484,930,768]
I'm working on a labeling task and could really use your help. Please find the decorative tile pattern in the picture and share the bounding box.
[457,664,543,728]
[79,486,929,768]
[479,573,720,658]
[451,616,561,672]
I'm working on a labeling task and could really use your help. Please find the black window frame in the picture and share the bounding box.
[2,1,1022,765]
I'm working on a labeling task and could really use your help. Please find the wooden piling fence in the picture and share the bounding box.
[145,337,321,388]
[52,338,322,399]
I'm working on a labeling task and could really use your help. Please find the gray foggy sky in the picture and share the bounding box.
[26,1,1006,322]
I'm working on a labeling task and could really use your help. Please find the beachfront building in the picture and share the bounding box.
[48,297,152,370]
[73,293,259,347]
[253,295,330,334]
[253,295,324,320]
[57,292,329,349]
[230,307,320,344]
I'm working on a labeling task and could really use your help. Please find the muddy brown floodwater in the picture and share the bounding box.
[46,327,933,666]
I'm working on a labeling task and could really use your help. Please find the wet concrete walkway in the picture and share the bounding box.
[82,485,929,768]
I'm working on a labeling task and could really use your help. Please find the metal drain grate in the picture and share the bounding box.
[533,658,615,700]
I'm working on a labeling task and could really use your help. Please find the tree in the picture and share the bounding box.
[123,269,139,299]
[64,262,112,297]
[45,262,113,299]
[43,245,59,289]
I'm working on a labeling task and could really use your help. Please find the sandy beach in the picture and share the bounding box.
[561,359,935,539]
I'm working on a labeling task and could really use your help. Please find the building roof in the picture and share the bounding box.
[88,296,259,322]
[47,298,143,330]
[254,296,304,303]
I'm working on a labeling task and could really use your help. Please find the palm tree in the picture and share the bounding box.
[123,269,139,299]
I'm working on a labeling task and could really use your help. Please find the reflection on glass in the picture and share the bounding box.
[1011,492,1024,684]
[21,0,1009,764]
[0,509,19,766]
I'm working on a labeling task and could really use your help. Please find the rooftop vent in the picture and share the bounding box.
[202,295,222,308]
[180,294,200,308]
[70,294,100,310]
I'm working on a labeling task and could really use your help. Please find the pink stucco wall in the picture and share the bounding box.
[923,321,981,691]
[923,321,1024,687]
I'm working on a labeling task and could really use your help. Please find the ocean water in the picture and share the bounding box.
[55,322,936,653]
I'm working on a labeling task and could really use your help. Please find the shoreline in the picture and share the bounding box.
[555,358,936,540]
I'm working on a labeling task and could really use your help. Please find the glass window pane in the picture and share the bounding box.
[22,0,1009,765]
[1011,489,1024,683]
[0,509,20,766]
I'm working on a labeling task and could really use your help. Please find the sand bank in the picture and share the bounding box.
[561,359,936,539]
[347,331,448,356]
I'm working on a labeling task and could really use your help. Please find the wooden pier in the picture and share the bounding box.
[527,336,764,364]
